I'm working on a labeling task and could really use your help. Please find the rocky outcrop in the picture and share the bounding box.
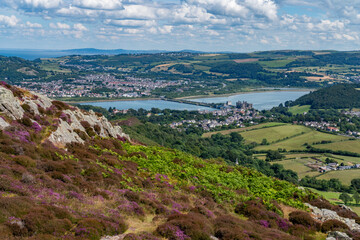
[0,86,24,120]
[0,84,129,147]
[306,203,360,231]
[48,109,129,146]
[326,231,352,240]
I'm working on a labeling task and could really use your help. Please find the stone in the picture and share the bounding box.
[306,203,360,231]
[0,86,24,120]
[0,117,10,129]
[327,231,352,240]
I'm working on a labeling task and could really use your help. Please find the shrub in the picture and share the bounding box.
[289,211,319,230]
[321,219,349,233]
[23,207,55,234]
[162,213,213,239]
[19,117,32,127]
[21,104,31,112]
[52,101,69,111]
[124,191,140,202]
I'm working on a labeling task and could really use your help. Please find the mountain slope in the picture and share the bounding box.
[0,83,358,240]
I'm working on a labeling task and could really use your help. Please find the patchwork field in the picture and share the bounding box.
[317,169,360,185]
[272,158,320,178]
[315,140,360,154]
[240,124,311,144]
[255,130,350,151]
[288,105,311,115]
[202,122,285,138]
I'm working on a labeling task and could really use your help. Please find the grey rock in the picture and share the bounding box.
[306,203,360,231]
[0,86,24,120]
[0,117,10,129]
[48,119,85,146]
[327,231,352,240]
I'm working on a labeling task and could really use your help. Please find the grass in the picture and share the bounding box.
[289,105,311,115]
[255,130,349,151]
[240,124,311,144]
[258,59,295,68]
[317,169,360,185]
[315,140,360,154]
[307,188,360,215]
[272,158,320,178]
[202,122,286,138]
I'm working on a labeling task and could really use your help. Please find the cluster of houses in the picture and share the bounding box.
[296,121,340,132]
[308,161,360,173]
[169,102,262,131]
[15,74,185,99]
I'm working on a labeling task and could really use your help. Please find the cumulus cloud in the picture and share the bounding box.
[105,19,156,27]
[73,0,124,10]
[50,22,71,29]
[0,15,20,27]
[73,23,87,31]
[2,0,62,10]
[26,21,42,28]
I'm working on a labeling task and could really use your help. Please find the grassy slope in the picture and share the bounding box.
[289,105,311,115]
[240,124,311,144]
[202,122,285,138]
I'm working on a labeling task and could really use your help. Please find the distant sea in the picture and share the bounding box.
[0,49,71,60]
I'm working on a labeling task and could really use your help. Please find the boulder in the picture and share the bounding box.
[326,231,352,240]
[0,86,24,120]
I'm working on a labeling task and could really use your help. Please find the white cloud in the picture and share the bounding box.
[244,0,278,20]
[105,19,156,27]
[73,0,124,10]
[74,23,88,31]
[2,0,62,10]
[26,21,42,28]
[173,4,226,24]
[0,15,19,27]
[50,22,71,29]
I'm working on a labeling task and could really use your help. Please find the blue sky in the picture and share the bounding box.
[0,0,359,51]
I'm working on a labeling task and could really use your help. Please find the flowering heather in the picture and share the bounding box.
[4,130,30,143]
[31,122,42,132]
[259,220,270,228]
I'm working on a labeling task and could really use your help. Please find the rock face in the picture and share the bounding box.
[306,203,360,231]
[0,86,24,120]
[326,231,352,240]
[0,84,129,146]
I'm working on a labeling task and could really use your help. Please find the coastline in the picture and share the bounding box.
[64,88,314,104]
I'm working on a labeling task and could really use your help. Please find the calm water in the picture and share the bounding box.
[80,100,215,111]
[81,90,310,111]
[190,90,310,110]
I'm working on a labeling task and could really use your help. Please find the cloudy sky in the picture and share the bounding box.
[0,0,359,51]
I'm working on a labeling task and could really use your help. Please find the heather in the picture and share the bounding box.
[0,84,353,240]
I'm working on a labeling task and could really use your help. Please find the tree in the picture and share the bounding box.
[339,193,352,205]
[351,179,360,191]
[353,192,360,205]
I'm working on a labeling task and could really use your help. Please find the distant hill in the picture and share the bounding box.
[290,83,360,109]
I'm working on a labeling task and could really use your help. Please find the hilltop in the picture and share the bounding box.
[0,83,359,239]
[290,83,360,109]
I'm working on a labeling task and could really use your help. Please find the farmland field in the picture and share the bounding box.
[272,158,320,178]
[317,169,360,185]
[202,122,285,138]
[289,105,311,115]
[255,130,350,151]
[315,140,360,154]
[240,124,311,144]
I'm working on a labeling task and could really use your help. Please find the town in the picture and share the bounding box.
[14,74,187,99]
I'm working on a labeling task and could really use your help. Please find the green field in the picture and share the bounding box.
[315,140,360,154]
[202,122,285,138]
[272,158,320,178]
[317,169,360,185]
[289,105,311,115]
[259,59,295,68]
[255,130,349,151]
[308,188,360,215]
[240,124,311,144]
